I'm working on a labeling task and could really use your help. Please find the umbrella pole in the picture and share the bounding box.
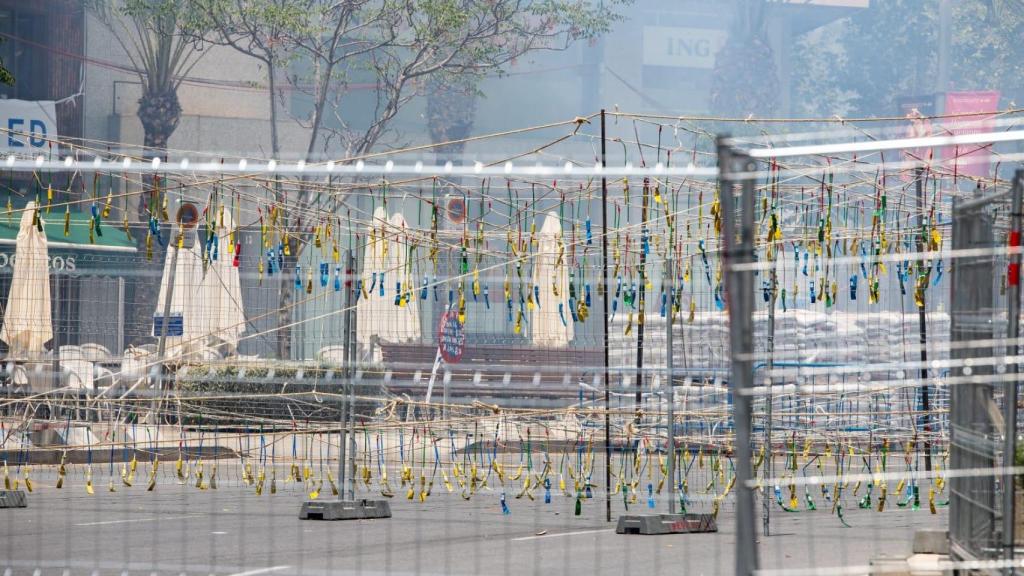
[52,274,60,399]
[152,236,180,425]
[635,179,650,422]
[340,249,354,498]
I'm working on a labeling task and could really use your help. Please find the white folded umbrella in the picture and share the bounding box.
[1,201,52,356]
[531,210,573,347]
[154,225,204,358]
[357,208,421,345]
[196,208,246,351]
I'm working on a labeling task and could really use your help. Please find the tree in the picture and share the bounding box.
[85,0,211,346]
[983,0,1024,18]
[191,0,629,358]
[792,0,1024,118]
[789,23,856,119]
[87,0,210,151]
[950,1,1024,101]
[709,0,779,117]
[186,0,304,157]
[426,74,478,159]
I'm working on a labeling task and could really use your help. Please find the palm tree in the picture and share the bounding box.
[86,0,208,345]
[709,0,779,118]
[88,1,206,151]
[426,76,478,161]
[985,0,1024,19]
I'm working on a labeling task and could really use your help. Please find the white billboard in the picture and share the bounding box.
[642,26,728,69]
[0,99,58,153]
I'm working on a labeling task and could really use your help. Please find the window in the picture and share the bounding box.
[0,6,49,101]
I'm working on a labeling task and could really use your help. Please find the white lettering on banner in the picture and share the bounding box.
[0,253,76,271]
[642,27,727,69]
[0,100,59,152]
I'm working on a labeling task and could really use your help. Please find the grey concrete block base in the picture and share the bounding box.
[0,490,27,508]
[299,499,392,521]
[868,555,911,576]
[912,529,949,555]
[615,513,717,535]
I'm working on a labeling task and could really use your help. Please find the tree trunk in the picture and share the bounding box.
[265,60,294,359]
[267,59,280,158]
[138,90,182,150]
[124,89,182,348]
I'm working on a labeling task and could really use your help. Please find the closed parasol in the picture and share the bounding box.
[0,201,53,356]
[531,210,573,347]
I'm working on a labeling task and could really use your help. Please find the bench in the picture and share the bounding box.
[378,342,605,396]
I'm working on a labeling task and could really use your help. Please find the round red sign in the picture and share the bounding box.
[446,196,466,224]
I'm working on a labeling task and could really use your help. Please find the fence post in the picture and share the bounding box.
[666,243,676,514]
[1002,169,1023,571]
[601,108,614,523]
[718,137,758,576]
[949,190,998,561]
[915,167,934,474]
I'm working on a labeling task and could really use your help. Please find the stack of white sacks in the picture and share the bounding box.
[608,309,954,373]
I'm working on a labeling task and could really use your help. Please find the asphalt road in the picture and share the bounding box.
[1,466,946,576]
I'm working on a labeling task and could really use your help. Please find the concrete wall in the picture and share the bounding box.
[82,12,308,158]
[79,1,864,163]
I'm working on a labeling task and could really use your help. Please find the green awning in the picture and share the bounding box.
[0,208,136,253]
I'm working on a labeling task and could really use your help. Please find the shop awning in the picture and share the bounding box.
[0,210,136,253]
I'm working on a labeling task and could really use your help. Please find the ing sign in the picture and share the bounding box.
[643,27,728,70]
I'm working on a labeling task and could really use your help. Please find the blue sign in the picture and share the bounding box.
[153,314,184,337]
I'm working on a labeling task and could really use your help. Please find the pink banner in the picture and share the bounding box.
[943,91,1001,179]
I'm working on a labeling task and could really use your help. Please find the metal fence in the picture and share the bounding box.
[719,133,1024,575]
[3,116,1024,576]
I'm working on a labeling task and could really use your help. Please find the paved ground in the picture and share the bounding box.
[1,467,946,576]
